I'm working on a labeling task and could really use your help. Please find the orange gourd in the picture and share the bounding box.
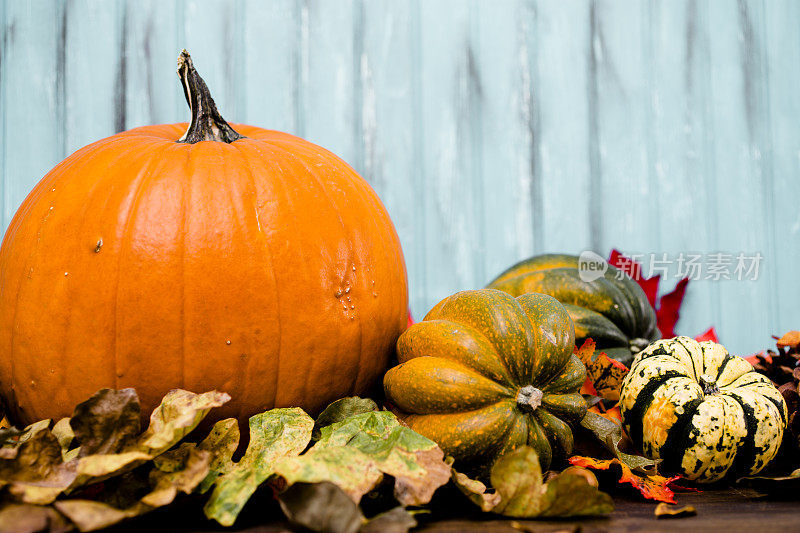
[0,51,408,425]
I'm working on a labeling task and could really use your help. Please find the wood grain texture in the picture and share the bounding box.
[1,0,797,355]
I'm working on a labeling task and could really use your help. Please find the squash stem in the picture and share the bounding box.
[629,337,651,354]
[176,50,243,144]
[516,385,543,413]
[699,374,720,395]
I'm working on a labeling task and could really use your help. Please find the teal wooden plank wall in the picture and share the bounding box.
[1,0,798,355]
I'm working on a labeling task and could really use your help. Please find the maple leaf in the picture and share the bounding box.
[608,250,714,340]
[575,339,628,403]
[569,456,680,504]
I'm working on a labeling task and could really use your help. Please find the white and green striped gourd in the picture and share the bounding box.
[620,336,786,483]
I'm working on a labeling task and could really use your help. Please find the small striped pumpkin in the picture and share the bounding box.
[620,337,787,483]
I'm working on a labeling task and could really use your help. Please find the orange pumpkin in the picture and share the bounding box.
[0,51,408,425]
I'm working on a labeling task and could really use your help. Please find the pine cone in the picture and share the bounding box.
[752,332,800,459]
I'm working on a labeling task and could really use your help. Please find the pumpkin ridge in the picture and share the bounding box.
[516,292,575,385]
[248,141,316,407]
[109,143,174,411]
[319,154,403,394]
[232,142,282,415]
[658,397,703,473]
[384,356,513,414]
[696,396,739,481]
[672,337,701,379]
[540,393,586,420]
[274,138,404,398]
[603,270,653,337]
[429,290,535,384]
[398,319,514,386]
[525,415,553,469]
[314,155,365,396]
[77,142,171,395]
[81,142,176,414]
[623,371,685,450]
[533,408,574,458]
[1,136,146,415]
[495,410,529,459]
[752,389,787,427]
[713,355,734,384]
[541,354,586,394]
[216,141,251,418]
[5,139,140,415]
[235,140,294,410]
[724,392,760,477]
[276,149,344,400]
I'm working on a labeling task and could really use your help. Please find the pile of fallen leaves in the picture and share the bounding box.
[571,340,695,505]
[746,332,800,466]
[0,387,612,533]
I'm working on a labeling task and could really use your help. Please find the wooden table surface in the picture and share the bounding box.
[109,486,799,533]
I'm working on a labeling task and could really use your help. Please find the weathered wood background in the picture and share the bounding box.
[1,0,797,355]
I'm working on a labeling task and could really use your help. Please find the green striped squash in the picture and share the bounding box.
[487,254,658,365]
[620,337,787,483]
[383,289,587,472]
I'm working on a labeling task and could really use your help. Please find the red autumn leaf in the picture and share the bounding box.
[580,376,600,397]
[407,308,415,329]
[608,250,714,340]
[569,456,680,504]
[575,339,628,402]
[656,278,688,338]
[745,351,768,367]
[694,327,719,343]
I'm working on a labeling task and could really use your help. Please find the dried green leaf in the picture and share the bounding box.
[0,428,75,505]
[70,389,140,456]
[278,481,364,533]
[579,411,658,474]
[0,503,72,533]
[359,507,418,533]
[136,389,230,455]
[204,408,314,526]
[18,422,53,445]
[456,447,613,518]
[538,471,614,517]
[71,389,229,488]
[738,468,800,495]
[0,389,229,506]
[143,446,211,507]
[312,398,378,440]
[56,446,212,532]
[51,419,75,461]
[274,447,381,502]
[54,500,143,532]
[490,445,546,517]
[196,418,239,493]
[0,428,24,449]
[654,502,697,518]
[274,411,450,506]
[451,469,501,512]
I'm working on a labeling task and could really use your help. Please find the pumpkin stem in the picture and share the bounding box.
[176,50,243,144]
[516,385,543,413]
[699,374,720,395]
[629,338,651,354]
